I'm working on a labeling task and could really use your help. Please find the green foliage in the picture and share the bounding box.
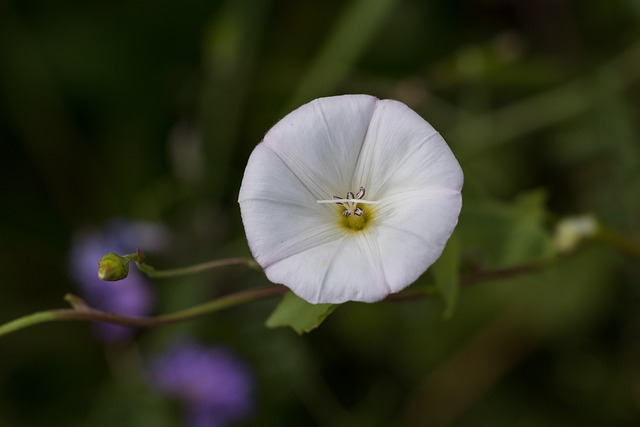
[458,187,554,268]
[431,232,461,318]
[265,292,337,334]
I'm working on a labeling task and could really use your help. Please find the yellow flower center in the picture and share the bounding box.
[317,187,379,232]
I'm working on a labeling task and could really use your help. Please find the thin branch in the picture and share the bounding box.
[459,260,554,287]
[596,227,640,262]
[385,259,554,302]
[137,257,261,279]
[0,285,288,338]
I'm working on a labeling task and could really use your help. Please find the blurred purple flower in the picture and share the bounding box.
[148,341,254,427]
[68,219,170,342]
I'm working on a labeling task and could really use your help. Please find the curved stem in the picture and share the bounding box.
[0,311,62,336]
[0,285,288,338]
[136,257,261,279]
[154,285,286,322]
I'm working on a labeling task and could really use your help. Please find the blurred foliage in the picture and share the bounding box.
[2,0,640,426]
[266,292,336,335]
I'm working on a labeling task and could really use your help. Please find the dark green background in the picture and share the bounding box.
[2,0,640,426]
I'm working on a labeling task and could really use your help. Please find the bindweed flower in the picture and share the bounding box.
[239,95,463,304]
[148,341,253,427]
[68,219,169,342]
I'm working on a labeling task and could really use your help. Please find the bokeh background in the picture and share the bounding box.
[2,0,640,426]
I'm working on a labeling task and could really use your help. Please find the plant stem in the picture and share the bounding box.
[154,285,286,322]
[135,257,260,279]
[597,227,640,262]
[0,311,62,337]
[0,285,287,338]
[385,259,555,302]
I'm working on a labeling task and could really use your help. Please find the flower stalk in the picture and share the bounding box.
[98,251,261,282]
[135,256,261,279]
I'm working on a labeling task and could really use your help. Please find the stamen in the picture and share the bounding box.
[317,199,380,205]
[316,186,379,218]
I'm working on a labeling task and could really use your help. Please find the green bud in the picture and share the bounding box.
[98,252,130,281]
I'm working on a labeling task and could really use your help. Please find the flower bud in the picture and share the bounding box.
[98,252,130,281]
[554,215,599,253]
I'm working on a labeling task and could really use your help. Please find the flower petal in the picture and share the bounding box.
[352,99,463,198]
[264,232,391,304]
[373,189,462,292]
[262,95,378,199]
[239,144,343,267]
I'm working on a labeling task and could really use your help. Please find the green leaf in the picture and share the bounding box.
[431,232,461,318]
[265,292,337,334]
[458,188,554,268]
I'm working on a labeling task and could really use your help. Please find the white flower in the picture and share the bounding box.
[238,95,463,304]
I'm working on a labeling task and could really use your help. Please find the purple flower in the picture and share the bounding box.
[68,219,169,342]
[148,341,254,427]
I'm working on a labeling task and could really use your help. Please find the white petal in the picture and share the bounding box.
[261,95,378,199]
[352,99,463,198]
[239,144,342,267]
[264,232,391,304]
[373,189,462,292]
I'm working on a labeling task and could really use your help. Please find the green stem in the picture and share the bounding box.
[385,259,556,302]
[0,285,287,338]
[597,227,640,262]
[0,311,62,337]
[135,257,260,279]
[154,284,285,322]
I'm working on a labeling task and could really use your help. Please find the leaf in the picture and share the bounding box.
[265,292,337,334]
[458,188,554,268]
[431,232,461,318]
